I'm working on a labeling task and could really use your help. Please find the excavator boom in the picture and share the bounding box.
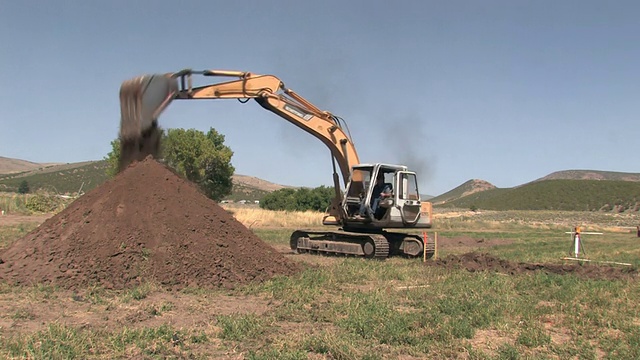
[119,69,359,186]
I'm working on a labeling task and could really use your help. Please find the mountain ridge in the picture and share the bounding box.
[2,157,638,209]
[0,157,286,199]
[0,156,61,174]
[535,169,640,182]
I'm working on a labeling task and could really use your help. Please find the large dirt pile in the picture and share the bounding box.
[0,157,300,290]
[431,252,638,281]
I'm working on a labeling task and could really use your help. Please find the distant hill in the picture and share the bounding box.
[438,179,640,212]
[430,179,496,205]
[0,156,61,174]
[536,170,640,182]
[232,175,287,192]
[3,156,638,212]
[226,175,290,202]
[430,170,640,212]
[0,161,110,195]
[0,157,288,201]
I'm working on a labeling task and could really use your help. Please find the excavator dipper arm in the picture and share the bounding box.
[171,69,360,185]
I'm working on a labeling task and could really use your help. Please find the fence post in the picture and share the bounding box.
[434,232,438,260]
[422,231,427,263]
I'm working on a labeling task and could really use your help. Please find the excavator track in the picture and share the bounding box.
[384,232,435,259]
[289,229,435,259]
[290,230,390,259]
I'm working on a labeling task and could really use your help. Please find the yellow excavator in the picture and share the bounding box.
[119,69,434,259]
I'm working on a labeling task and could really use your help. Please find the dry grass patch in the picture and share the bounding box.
[467,329,514,356]
[222,205,325,229]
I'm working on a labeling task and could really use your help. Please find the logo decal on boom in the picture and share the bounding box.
[284,104,313,121]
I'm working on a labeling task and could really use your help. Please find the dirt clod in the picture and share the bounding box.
[0,157,300,290]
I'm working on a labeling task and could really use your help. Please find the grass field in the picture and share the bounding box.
[0,209,639,359]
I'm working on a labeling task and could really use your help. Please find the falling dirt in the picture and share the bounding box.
[430,252,638,281]
[0,157,300,290]
[118,124,162,172]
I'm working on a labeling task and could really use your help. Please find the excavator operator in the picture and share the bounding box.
[357,172,392,219]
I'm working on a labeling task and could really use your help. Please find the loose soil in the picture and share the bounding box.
[0,157,300,290]
[429,252,638,281]
[436,235,514,250]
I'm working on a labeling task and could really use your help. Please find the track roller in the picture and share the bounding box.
[290,230,390,259]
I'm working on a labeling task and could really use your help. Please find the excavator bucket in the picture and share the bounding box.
[118,74,178,171]
[119,74,178,141]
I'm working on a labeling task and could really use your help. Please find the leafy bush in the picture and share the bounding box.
[260,186,334,212]
[25,194,65,213]
[17,180,29,194]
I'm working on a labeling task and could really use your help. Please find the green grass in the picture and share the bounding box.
[108,324,179,356]
[3,323,92,359]
[0,223,40,250]
[217,313,267,341]
[246,219,640,359]
[1,212,640,358]
[121,282,157,302]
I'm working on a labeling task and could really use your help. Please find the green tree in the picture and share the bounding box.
[162,128,235,201]
[294,186,334,211]
[200,129,235,201]
[104,127,235,201]
[104,139,121,177]
[17,180,30,194]
[260,188,298,211]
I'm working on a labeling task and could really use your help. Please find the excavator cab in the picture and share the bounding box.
[341,164,432,230]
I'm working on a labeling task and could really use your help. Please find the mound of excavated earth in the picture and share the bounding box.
[0,157,300,290]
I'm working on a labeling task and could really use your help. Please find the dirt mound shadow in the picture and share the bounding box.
[430,252,637,281]
[0,157,300,290]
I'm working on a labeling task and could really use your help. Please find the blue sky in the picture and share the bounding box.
[1,1,638,196]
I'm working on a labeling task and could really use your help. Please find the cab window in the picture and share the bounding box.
[399,173,420,200]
